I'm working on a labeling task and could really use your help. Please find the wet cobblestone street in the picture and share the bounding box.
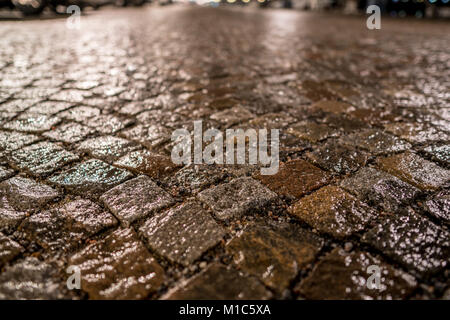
[0,5,449,300]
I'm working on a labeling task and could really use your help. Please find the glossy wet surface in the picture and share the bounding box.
[0,5,449,299]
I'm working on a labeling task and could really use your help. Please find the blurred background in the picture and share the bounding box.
[0,0,449,18]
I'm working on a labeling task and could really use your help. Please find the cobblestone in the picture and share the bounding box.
[163,263,272,300]
[0,257,70,299]
[340,167,420,212]
[226,223,322,292]
[297,248,417,300]
[377,152,450,191]
[289,186,377,238]
[362,209,450,277]
[69,228,164,299]
[100,175,174,226]
[49,159,133,197]
[254,159,331,199]
[0,233,23,267]
[0,5,448,300]
[9,142,79,177]
[140,201,225,266]
[198,177,277,221]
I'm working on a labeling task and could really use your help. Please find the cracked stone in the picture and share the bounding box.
[342,129,411,155]
[9,141,78,176]
[362,209,450,277]
[0,257,70,299]
[198,177,277,221]
[297,248,417,300]
[287,120,339,143]
[226,223,323,292]
[3,114,61,133]
[163,263,272,300]
[0,232,23,267]
[140,201,225,266]
[289,186,377,239]
[340,167,420,212]
[69,228,164,300]
[114,150,180,179]
[100,175,175,226]
[254,159,331,199]
[376,152,450,191]
[306,140,369,174]
[49,159,133,197]
[77,136,140,163]
[422,190,450,225]
[19,199,117,252]
[43,122,95,143]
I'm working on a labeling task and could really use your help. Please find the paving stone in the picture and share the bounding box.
[25,101,73,116]
[297,248,417,300]
[198,177,277,221]
[362,209,450,277]
[59,105,101,122]
[50,89,91,103]
[340,167,420,212]
[422,144,449,165]
[0,166,14,182]
[342,129,411,155]
[100,175,174,226]
[120,124,171,149]
[289,186,377,239]
[20,199,117,252]
[384,122,449,144]
[376,152,450,191]
[77,136,140,163]
[114,150,180,179]
[49,159,133,197]
[69,228,164,300]
[287,120,339,143]
[3,114,61,133]
[210,106,255,127]
[0,257,70,299]
[9,142,79,176]
[306,140,369,174]
[0,232,23,267]
[140,201,225,266]
[422,190,450,225]
[0,177,60,231]
[246,112,295,130]
[0,98,40,113]
[254,159,331,199]
[163,263,272,300]
[311,99,356,114]
[0,176,60,212]
[0,131,40,153]
[226,223,323,292]
[167,164,229,194]
[86,115,133,134]
[43,122,96,143]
